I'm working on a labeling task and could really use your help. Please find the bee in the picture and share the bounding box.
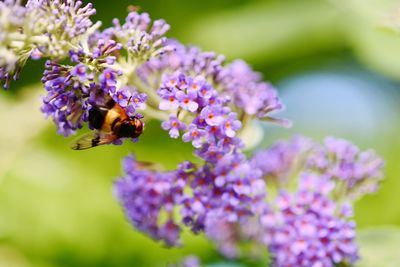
[71,94,144,150]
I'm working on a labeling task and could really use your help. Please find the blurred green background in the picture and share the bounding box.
[1,0,400,266]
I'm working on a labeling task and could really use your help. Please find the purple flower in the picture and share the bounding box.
[70,63,87,82]
[159,91,180,110]
[221,112,242,138]
[182,124,205,148]
[131,92,147,110]
[200,105,225,126]
[99,67,119,92]
[113,90,132,108]
[176,90,199,112]
[158,220,181,246]
[162,115,186,139]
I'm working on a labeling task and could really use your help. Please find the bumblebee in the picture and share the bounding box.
[71,95,143,150]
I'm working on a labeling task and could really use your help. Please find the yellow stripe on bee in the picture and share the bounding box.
[101,104,129,133]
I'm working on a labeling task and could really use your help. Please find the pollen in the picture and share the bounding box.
[183,98,189,104]
[169,96,175,102]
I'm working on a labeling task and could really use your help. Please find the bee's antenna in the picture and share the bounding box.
[127,96,133,106]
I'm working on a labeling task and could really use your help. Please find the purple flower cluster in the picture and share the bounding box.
[41,39,146,136]
[41,61,90,136]
[114,156,188,246]
[163,136,381,264]
[138,42,224,82]
[248,136,383,266]
[252,136,384,200]
[156,73,269,237]
[40,39,119,136]
[26,0,96,40]
[0,2,386,266]
[0,0,28,88]
[93,11,174,62]
[116,69,267,239]
[0,0,98,88]
[138,41,283,121]
[262,173,358,267]
[114,153,267,246]
[251,135,312,185]
[0,0,26,30]
[157,73,243,149]
[218,60,283,118]
[307,136,385,199]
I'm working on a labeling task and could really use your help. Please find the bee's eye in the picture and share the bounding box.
[119,122,136,137]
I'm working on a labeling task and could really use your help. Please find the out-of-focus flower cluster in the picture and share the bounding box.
[1,2,385,267]
[115,134,383,267]
[214,136,382,266]
[262,174,359,267]
[0,0,99,88]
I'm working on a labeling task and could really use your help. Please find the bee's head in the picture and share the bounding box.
[119,118,143,138]
[132,117,144,137]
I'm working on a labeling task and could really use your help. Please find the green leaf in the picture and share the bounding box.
[356,226,400,267]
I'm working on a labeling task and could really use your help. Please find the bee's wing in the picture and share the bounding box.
[70,131,118,150]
